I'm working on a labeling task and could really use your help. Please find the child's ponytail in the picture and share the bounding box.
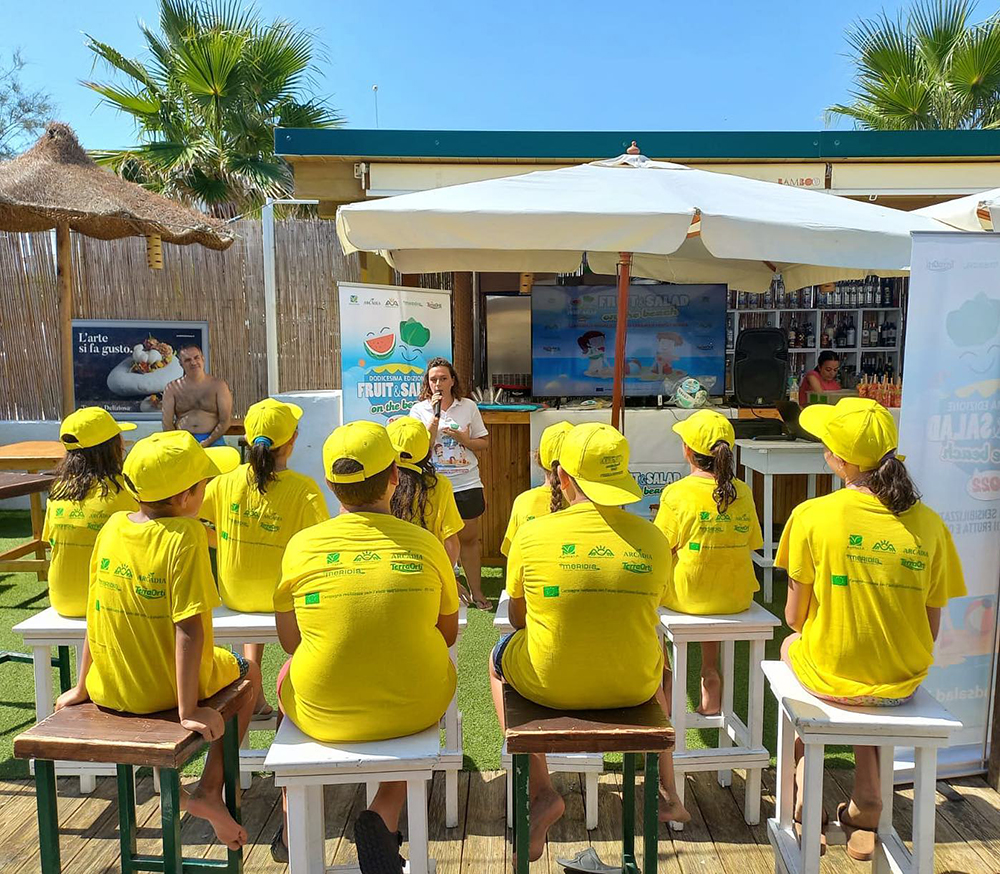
[690,441,737,514]
[864,452,920,515]
[248,437,279,494]
[390,456,438,529]
[549,461,564,515]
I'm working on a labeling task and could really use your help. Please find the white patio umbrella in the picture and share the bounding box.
[914,188,999,232]
[337,147,945,428]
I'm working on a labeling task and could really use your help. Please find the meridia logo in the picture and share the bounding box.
[99,558,110,570]
[901,558,926,571]
[589,545,615,557]
[354,551,381,562]
[114,563,133,579]
[848,535,863,547]
[326,552,340,564]
[561,543,576,555]
[391,562,423,573]
[134,585,165,600]
[622,561,652,574]
[872,540,896,553]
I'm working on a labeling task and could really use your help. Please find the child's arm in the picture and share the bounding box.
[509,596,527,630]
[175,615,224,741]
[784,578,811,633]
[276,610,301,654]
[436,609,459,647]
[927,606,942,641]
[55,636,93,710]
[203,524,218,549]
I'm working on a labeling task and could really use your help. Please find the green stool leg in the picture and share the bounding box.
[222,715,244,873]
[513,753,529,874]
[622,753,637,871]
[35,759,61,874]
[160,767,183,874]
[643,753,658,874]
[117,765,136,874]
[57,647,71,693]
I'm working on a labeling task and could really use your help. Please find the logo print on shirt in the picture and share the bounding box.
[69,508,85,519]
[134,585,165,600]
[832,574,849,586]
[326,552,340,564]
[589,545,615,557]
[872,540,896,553]
[561,544,576,556]
[220,531,229,540]
[114,563,133,579]
[622,561,653,574]
[848,535,863,547]
[901,558,926,571]
[230,502,240,512]
[305,592,320,605]
[716,513,732,522]
[699,511,711,521]
[543,585,560,597]
[354,551,381,562]
[734,524,749,533]
[689,542,701,551]
[55,508,64,517]
[100,558,110,570]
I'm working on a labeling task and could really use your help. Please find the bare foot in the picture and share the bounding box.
[186,787,248,850]
[696,669,722,715]
[528,787,565,861]
[658,787,691,824]
[253,699,274,718]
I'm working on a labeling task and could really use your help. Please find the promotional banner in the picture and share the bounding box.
[531,284,727,398]
[338,283,452,424]
[72,319,208,418]
[900,232,1000,773]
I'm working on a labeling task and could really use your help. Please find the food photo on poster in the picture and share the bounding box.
[71,319,209,417]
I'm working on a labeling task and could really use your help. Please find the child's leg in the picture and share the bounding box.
[188,660,261,849]
[369,781,407,831]
[242,643,271,714]
[654,684,690,823]
[697,640,722,715]
[847,746,882,827]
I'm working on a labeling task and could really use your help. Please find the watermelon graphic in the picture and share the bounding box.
[363,328,396,360]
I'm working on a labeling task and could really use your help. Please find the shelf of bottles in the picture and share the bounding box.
[723,276,906,394]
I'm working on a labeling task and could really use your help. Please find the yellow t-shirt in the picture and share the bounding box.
[273,512,459,742]
[502,502,672,709]
[654,475,763,614]
[43,479,138,617]
[201,465,329,612]
[501,485,565,556]
[404,475,464,545]
[86,513,239,714]
[776,489,967,699]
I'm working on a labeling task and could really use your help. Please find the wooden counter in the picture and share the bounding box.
[478,410,531,563]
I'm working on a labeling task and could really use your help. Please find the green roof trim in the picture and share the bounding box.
[275,128,1000,161]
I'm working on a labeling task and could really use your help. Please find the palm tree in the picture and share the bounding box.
[84,0,341,217]
[828,0,1000,130]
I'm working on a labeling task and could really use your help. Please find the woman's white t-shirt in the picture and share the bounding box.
[410,398,489,493]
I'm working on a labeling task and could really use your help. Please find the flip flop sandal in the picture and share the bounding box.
[555,847,620,873]
[269,824,288,864]
[837,802,877,862]
[354,810,404,874]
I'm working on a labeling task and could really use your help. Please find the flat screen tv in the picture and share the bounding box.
[531,283,727,397]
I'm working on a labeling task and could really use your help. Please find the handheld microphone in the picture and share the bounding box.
[433,399,442,417]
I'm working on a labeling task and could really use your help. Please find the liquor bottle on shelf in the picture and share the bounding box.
[787,317,797,347]
[846,317,856,348]
[832,284,842,307]
[804,320,815,348]
[726,317,735,349]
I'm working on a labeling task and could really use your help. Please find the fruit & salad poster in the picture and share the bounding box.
[338,283,452,423]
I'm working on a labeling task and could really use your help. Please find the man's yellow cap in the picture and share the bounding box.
[323,421,397,483]
[60,407,137,450]
[244,398,303,449]
[123,431,240,502]
[672,410,735,457]
[387,417,430,473]
[559,423,642,505]
[800,397,903,471]
[537,421,574,471]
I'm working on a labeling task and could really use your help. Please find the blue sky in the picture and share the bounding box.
[5,0,937,151]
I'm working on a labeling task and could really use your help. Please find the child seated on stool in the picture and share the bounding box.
[489,423,678,860]
[271,421,459,873]
[776,398,965,861]
[200,398,328,715]
[56,431,262,851]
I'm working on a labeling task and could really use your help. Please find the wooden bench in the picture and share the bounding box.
[659,602,781,830]
[503,685,674,874]
[763,660,962,874]
[0,470,55,578]
[13,677,254,874]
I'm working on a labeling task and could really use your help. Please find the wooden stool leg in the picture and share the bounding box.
[622,753,636,868]
[718,640,735,787]
[643,753,658,874]
[35,759,61,874]
[512,754,529,874]
[584,771,598,831]
[406,779,430,874]
[159,768,183,874]
[506,767,514,828]
[911,746,938,873]
[800,744,824,874]
[223,715,244,873]
[117,765,137,874]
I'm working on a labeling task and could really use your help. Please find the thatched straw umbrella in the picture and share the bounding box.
[0,123,235,415]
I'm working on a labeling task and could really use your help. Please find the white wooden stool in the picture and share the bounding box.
[763,660,962,874]
[265,718,440,874]
[495,590,602,829]
[659,602,781,830]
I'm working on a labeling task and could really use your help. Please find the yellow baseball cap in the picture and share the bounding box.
[559,423,642,505]
[60,407,137,450]
[386,418,430,473]
[123,431,240,502]
[244,398,303,449]
[323,421,397,483]
[800,397,903,471]
[538,421,574,471]
[672,410,735,457]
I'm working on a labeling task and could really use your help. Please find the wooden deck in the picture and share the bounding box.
[2,768,1000,873]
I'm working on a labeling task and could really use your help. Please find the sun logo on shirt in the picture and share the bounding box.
[589,545,615,557]
[354,551,381,562]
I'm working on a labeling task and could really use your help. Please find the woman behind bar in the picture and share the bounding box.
[798,350,841,406]
[777,398,965,860]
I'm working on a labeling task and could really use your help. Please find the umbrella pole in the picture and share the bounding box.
[611,252,632,432]
[56,222,74,417]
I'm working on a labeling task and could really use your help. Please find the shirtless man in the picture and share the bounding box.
[161,345,233,447]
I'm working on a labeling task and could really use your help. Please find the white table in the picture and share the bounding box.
[735,439,838,601]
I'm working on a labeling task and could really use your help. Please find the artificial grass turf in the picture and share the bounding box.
[0,510,851,778]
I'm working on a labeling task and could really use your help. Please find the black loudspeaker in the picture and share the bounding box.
[734,328,789,406]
